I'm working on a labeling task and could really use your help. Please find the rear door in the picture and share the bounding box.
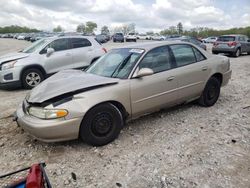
[42,38,73,74]
[70,38,94,68]
[169,44,210,102]
[130,46,179,117]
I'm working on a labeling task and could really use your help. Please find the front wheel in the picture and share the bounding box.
[21,68,44,89]
[198,77,221,107]
[79,103,123,146]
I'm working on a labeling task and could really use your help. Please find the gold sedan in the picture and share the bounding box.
[15,41,232,146]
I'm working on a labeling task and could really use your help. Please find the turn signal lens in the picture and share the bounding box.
[56,110,68,118]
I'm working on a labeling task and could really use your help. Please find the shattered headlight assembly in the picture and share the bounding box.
[1,60,17,70]
[28,107,68,119]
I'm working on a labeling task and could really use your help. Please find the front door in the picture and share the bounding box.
[130,45,179,117]
[42,38,73,74]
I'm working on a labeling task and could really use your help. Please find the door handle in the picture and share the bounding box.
[167,76,175,81]
[202,66,208,71]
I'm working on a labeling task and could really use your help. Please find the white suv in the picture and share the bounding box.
[0,36,106,89]
[125,33,137,42]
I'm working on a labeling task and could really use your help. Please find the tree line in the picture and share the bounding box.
[0,25,40,33]
[1,22,250,38]
[160,22,250,37]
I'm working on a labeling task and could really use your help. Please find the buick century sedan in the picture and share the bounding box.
[15,41,232,146]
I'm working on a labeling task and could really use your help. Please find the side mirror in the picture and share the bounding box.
[46,48,54,57]
[135,68,154,78]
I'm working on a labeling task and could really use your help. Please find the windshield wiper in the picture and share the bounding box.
[111,54,132,78]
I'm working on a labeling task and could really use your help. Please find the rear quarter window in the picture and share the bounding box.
[192,47,206,62]
[70,38,91,49]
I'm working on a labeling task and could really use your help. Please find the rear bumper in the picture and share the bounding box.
[212,47,236,53]
[222,69,232,87]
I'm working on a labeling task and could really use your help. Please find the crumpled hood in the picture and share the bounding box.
[27,69,119,103]
[0,52,29,64]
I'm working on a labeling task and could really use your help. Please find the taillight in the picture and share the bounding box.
[228,41,237,47]
[102,48,107,53]
[213,42,218,47]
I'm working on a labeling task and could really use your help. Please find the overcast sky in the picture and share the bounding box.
[0,0,249,33]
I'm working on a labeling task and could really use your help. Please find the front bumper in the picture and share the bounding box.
[16,103,82,142]
[0,66,22,89]
[0,80,21,89]
[222,69,232,87]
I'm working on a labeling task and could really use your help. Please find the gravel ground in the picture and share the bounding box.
[0,38,249,188]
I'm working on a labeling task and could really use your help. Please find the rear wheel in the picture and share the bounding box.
[21,68,44,89]
[79,103,123,146]
[233,48,241,57]
[198,77,221,107]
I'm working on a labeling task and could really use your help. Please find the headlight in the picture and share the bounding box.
[1,60,17,70]
[28,107,68,119]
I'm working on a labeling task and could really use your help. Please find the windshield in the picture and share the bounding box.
[22,38,49,53]
[217,36,235,42]
[86,48,144,79]
[115,33,123,36]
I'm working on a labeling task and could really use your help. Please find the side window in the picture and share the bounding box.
[70,38,92,49]
[170,44,196,67]
[138,46,172,73]
[192,47,206,62]
[47,38,69,52]
[238,36,243,41]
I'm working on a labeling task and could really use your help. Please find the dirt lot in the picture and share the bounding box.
[0,38,249,188]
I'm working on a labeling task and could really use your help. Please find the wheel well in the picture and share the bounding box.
[108,101,129,120]
[85,101,128,121]
[211,73,223,84]
[20,65,46,79]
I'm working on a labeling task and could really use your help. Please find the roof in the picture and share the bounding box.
[114,41,190,51]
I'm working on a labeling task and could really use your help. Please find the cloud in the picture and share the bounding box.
[0,0,249,33]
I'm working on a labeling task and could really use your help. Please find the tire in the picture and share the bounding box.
[21,68,44,89]
[79,103,123,146]
[233,48,241,57]
[198,77,221,107]
[134,39,137,42]
[122,39,124,43]
[113,39,116,42]
[247,52,250,55]
[212,51,218,55]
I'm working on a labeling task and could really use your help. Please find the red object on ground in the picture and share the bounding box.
[26,164,44,188]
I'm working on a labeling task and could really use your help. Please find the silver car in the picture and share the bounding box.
[0,36,105,89]
[212,34,250,57]
[15,41,232,146]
